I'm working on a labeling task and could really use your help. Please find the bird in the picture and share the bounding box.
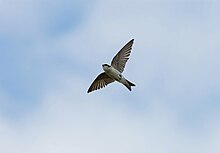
[87,39,136,93]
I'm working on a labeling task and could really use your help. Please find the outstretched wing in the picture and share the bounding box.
[87,72,115,93]
[111,39,134,73]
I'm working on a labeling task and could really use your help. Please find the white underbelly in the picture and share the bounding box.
[105,67,122,81]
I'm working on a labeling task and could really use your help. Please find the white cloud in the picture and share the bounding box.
[0,0,220,152]
[0,75,220,153]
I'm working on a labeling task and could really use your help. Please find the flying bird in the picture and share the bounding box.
[87,39,136,93]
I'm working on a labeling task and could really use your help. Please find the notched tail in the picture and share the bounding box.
[124,79,136,91]
[127,79,135,86]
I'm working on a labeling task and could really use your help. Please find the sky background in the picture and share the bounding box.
[0,0,220,152]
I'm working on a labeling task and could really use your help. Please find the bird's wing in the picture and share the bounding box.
[87,72,115,93]
[111,39,134,73]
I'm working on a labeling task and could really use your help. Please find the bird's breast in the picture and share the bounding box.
[104,67,122,81]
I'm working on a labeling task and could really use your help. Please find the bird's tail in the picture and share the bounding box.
[123,79,135,91]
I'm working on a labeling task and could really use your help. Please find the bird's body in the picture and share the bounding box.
[102,64,122,82]
[87,39,135,93]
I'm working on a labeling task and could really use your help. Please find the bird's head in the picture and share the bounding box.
[102,64,111,71]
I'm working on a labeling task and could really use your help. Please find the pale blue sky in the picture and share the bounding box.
[0,0,220,152]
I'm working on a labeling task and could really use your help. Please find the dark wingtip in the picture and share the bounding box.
[87,89,91,93]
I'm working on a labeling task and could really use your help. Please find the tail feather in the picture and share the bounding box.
[123,79,135,91]
[127,79,135,86]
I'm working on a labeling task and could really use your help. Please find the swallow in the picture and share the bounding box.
[87,39,135,93]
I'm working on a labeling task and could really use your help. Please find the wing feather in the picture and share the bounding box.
[87,72,114,93]
[111,39,134,73]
